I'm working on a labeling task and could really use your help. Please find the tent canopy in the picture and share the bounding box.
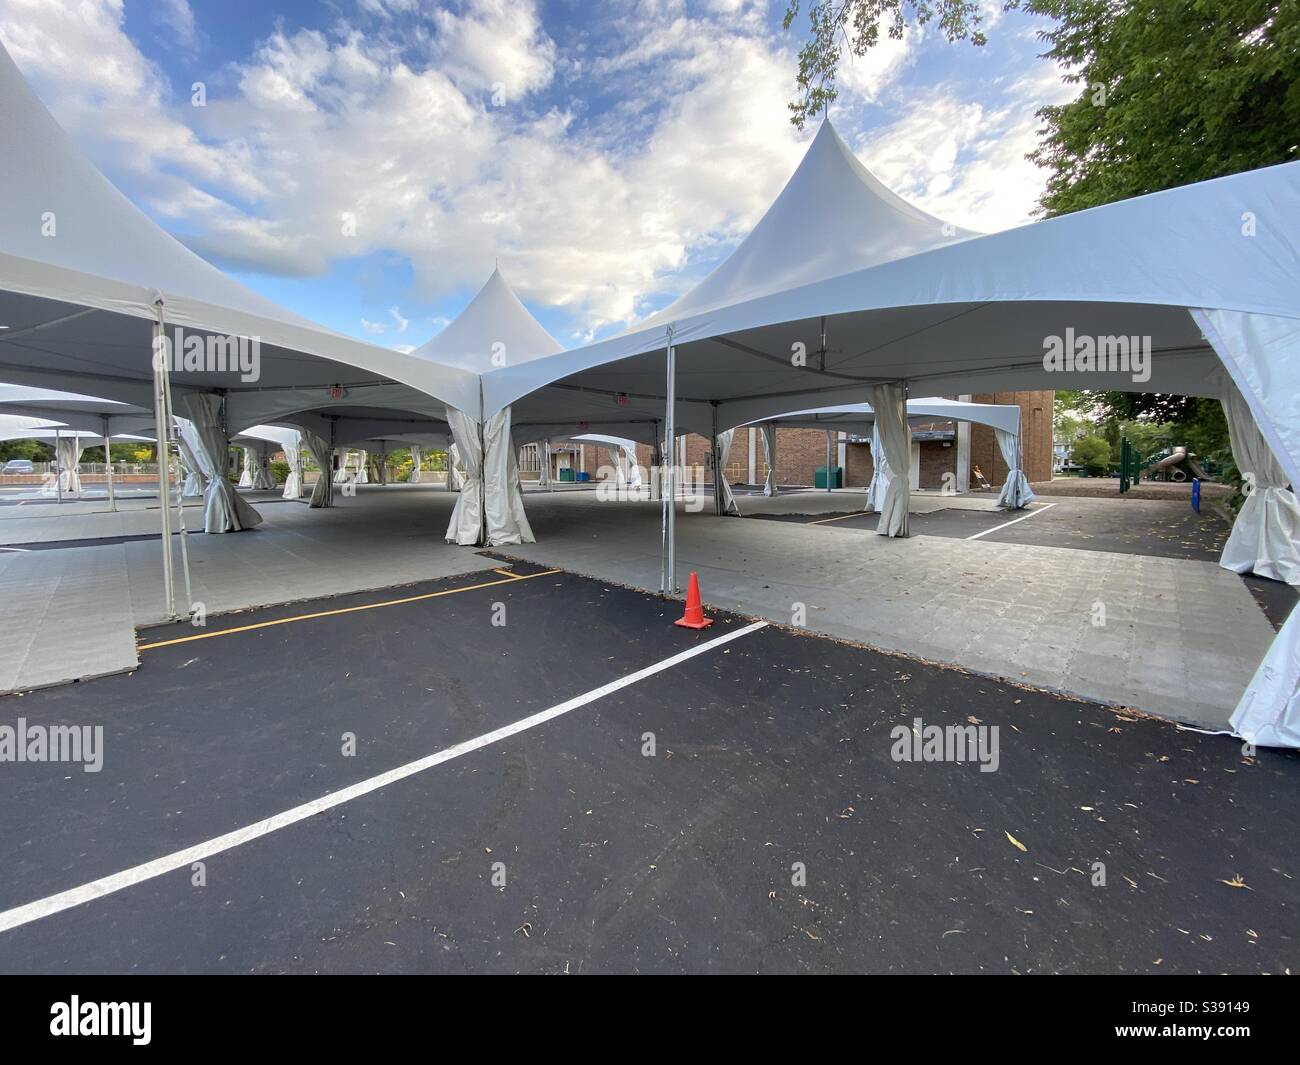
[0,43,478,432]
[481,120,1298,439]
[413,266,563,377]
[0,383,155,438]
[739,398,1021,437]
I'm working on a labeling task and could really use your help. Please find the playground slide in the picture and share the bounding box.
[1155,446,1190,481]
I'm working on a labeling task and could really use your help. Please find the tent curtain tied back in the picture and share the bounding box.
[445,408,485,545]
[868,383,910,537]
[863,422,890,513]
[238,447,254,488]
[483,407,534,546]
[1216,374,1300,585]
[176,432,206,498]
[300,430,333,508]
[54,434,84,493]
[281,439,302,499]
[994,428,1035,509]
[409,445,422,483]
[715,429,739,515]
[253,447,275,491]
[181,394,263,533]
[607,443,627,486]
[760,424,778,497]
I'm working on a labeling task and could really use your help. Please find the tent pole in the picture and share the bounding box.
[712,403,722,517]
[478,380,487,547]
[661,329,677,594]
[901,381,911,537]
[102,416,117,512]
[150,314,175,620]
[169,387,191,608]
[54,426,63,504]
[825,429,833,492]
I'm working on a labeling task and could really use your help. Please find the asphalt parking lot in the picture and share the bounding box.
[0,560,1295,974]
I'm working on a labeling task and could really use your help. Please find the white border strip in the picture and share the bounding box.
[965,502,1056,540]
[0,620,769,935]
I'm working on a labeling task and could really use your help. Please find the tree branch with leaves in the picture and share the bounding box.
[784,1,991,128]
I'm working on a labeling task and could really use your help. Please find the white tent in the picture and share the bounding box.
[0,41,477,532]
[737,398,1033,517]
[478,119,1300,745]
[572,433,643,488]
[411,268,563,546]
[0,385,160,508]
[236,424,303,500]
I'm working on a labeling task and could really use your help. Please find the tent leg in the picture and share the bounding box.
[151,317,176,619]
[102,417,117,512]
[826,429,833,492]
[54,427,63,504]
[660,333,677,594]
[712,404,723,517]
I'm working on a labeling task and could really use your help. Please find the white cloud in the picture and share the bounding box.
[855,64,1078,231]
[159,0,198,49]
[431,0,556,101]
[0,0,1066,336]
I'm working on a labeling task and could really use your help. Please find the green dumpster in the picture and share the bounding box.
[559,468,574,482]
[814,466,843,489]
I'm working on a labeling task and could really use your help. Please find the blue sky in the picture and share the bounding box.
[1,0,1075,351]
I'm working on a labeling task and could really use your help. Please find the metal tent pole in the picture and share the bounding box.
[53,427,63,504]
[717,403,728,517]
[150,314,176,620]
[660,328,677,594]
[102,416,117,511]
[478,381,488,546]
[900,381,911,537]
[825,429,833,492]
[168,397,192,609]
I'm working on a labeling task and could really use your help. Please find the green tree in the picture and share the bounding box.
[1026,1,1299,215]
[1070,433,1111,476]
[784,2,1299,215]
[784,2,1287,463]
[784,1,989,127]
[0,439,53,463]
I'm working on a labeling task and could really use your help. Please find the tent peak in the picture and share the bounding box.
[413,268,563,376]
[634,114,979,330]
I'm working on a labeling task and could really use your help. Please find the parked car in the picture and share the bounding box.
[2,459,35,474]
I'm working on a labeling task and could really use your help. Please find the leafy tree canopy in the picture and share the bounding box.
[785,1,1298,215]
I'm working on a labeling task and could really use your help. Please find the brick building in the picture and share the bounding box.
[540,390,1053,491]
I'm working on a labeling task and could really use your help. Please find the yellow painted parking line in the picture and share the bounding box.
[492,567,528,579]
[136,569,563,651]
[806,510,871,526]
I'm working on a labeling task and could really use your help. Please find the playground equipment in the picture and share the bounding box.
[1120,438,1212,493]
[1146,445,1211,483]
[1119,438,1144,493]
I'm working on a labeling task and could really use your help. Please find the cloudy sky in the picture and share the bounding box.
[0,0,1076,350]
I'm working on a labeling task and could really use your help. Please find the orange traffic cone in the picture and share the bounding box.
[674,571,714,629]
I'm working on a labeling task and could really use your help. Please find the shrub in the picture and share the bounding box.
[1071,435,1111,477]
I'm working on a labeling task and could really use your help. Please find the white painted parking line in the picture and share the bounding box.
[0,619,769,935]
[965,502,1057,541]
